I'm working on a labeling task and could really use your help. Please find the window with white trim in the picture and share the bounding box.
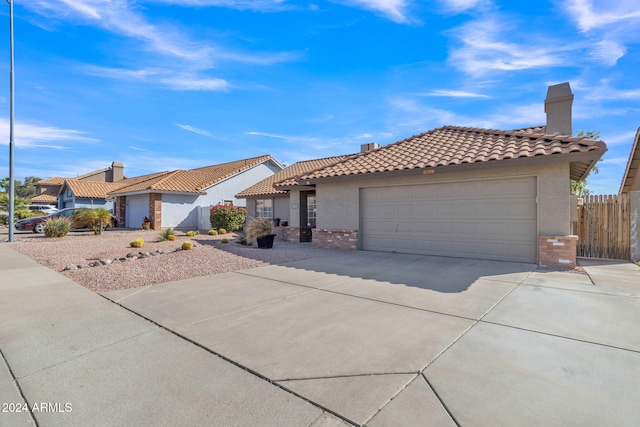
[255,199,273,218]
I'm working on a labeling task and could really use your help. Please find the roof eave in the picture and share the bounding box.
[301,151,606,185]
[619,128,640,194]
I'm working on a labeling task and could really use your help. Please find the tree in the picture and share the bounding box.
[0,192,32,224]
[571,130,601,196]
[0,176,43,199]
[17,176,42,199]
[73,208,113,235]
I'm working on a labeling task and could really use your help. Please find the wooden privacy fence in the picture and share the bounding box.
[576,194,630,260]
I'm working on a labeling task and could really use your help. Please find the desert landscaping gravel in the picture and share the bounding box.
[4,229,314,292]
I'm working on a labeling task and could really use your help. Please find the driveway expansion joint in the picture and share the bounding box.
[479,320,640,354]
[0,347,39,427]
[422,373,461,427]
[99,293,359,427]
[274,371,419,383]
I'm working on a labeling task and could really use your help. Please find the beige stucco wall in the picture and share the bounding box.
[315,162,571,236]
[288,189,301,227]
[274,196,289,222]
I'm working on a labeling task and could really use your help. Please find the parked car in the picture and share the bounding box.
[27,205,58,215]
[15,208,118,233]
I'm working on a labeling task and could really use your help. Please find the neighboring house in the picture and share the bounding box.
[237,155,354,242]
[30,177,66,205]
[108,155,283,230]
[58,180,126,211]
[31,162,125,207]
[619,127,640,262]
[270,83,606,268]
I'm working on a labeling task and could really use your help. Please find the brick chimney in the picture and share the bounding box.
[110,162,124,182]
[545,82,573,135]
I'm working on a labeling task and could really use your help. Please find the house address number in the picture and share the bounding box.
[423,170,435,175]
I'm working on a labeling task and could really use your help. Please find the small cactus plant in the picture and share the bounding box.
[221,238,229,243]
[182,241,193,250]
[167,234,177,241]
[130,238,144,248]
[218,228,227,235]
[186,230,196,236]
[208,229,218,236]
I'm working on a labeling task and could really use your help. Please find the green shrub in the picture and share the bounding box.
[186,230,197,237]
[73,207,112,235]
[209,205,245,232]
[221,238,229,243]
[182,241,193,250]
[130,238,144,248]
[208,229,218,236]
[167,234,177,241]
[43,217,72,238]
[158,228,175,242]
[218,228,227,235]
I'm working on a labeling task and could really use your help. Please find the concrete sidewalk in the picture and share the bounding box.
[2,243,640,426]
[0,245,343,427]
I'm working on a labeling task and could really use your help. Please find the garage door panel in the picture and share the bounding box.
[361,177,537,263]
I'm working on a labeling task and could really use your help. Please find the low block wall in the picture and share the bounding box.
[539,235,578,268]
[312,229,358,250]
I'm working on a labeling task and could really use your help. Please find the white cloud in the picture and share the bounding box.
[602,130,638,146]
[563,0,640,32]
[589,40,626,65]
[439,0,483,12]
[0,118,99,149]
[176,123,213,137]
[83,66,230,91]
[23,0,299,91]
[246,131,290,140]
[448,17,568,75]
[143,0,289,10]
[334,0,411,23]
[160,75,229,91]
[421,89,490,98]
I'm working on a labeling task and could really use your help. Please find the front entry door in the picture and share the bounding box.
[299,191,316,242]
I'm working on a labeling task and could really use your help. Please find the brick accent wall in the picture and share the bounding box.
[538,235,578,268]
[149,193,162,230]
[275,226,301,242]
[116,196,126,228]
[312,229,358,250]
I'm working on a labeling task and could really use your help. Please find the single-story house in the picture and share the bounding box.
[619,127,640,261]
[32,162,125,207]
[108,155,283,230]
[269,83,607,267]
[236,155,354,241]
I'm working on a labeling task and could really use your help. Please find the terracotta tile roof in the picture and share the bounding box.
[63,180,128,199]
[30,193,58,203]
[620,127,640,194]
[299,126,607,182]
[110,155,277,196]
[35,177,66,185]
[75,166,110,180]
[236,155,352,198]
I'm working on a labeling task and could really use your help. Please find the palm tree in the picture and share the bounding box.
[73,208,113,235]
[0,192,32,222]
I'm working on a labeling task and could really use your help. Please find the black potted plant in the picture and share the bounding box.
[247,217,276,249]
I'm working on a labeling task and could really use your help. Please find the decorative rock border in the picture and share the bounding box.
[62,241,203,271]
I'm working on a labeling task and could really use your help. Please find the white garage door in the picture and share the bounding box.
[126,195,149,229]
[360,177,537,263]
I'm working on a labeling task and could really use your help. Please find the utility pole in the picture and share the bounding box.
[7,0,15,242]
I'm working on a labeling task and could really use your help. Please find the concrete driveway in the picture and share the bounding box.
[99,249,640,426]
[2,243,640,426]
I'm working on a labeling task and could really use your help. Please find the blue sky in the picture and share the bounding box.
[0,0,638,194]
